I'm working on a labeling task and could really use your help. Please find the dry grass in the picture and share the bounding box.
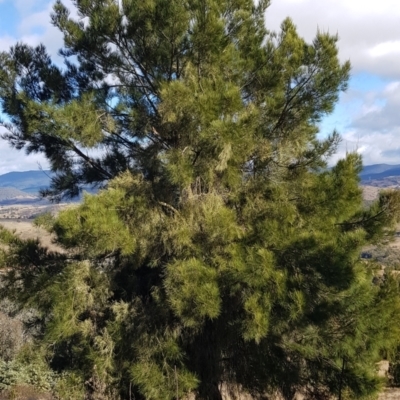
[0,386,53,400]
[0,312,24,362]
[362,185,381,201]
[0,220,63,253]
[0,203,70,220]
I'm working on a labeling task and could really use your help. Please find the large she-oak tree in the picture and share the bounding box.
[1,0,400,399]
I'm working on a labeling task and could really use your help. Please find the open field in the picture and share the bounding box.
[0,203,72,220]
[0,219,63,252]
[362,176,400,188]
[362,185,381,201]
[0,203,74,252]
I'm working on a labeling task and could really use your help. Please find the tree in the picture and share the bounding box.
[1,0,400,399]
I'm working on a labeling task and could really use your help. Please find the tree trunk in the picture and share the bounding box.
[191,320,223,400]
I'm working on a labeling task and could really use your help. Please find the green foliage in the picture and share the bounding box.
[33,212,56,231]
[0,312,24,362]
[52,371,85,400]
[1,0,400,399]
[53,191,136,256]
[362,245,400,271]
[0,359,54,392]
[0,358,87,399]
[165,257,221,328]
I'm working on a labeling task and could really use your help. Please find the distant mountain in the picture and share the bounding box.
[0,187,38,201]
[361,168,400,181]
[0,170,52,194]
[0,186,43,205]
[0,170,97,204]
[360,164,400,181]
[360,164,400,176]
[1,165,399,199]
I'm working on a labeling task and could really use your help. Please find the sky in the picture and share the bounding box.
[0,0,399,173]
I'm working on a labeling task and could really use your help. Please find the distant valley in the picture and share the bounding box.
[0,170,53,194]
[359,164,400,187]
[0,170,70,218]
[1,164,400,210]
[0,187,40,203]
[0,170,97,209]
[0,170,51,208]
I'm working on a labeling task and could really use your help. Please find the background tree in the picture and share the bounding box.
[1,0,400,399]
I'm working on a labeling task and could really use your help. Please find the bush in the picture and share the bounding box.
[0,360,55,393]
[363,246,400,270]
[0,312,24,362]
[0,385,53,400]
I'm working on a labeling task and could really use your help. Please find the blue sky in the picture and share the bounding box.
[1,0,400,173]
[266,0,400,167]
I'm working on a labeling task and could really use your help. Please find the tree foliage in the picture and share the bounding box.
[1,1,400,399]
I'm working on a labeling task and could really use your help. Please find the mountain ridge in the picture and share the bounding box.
[0,187,39,201]
[359,164,400,179]
[359,164,400,176]
[1,164,400,204]
[0,170,52,193]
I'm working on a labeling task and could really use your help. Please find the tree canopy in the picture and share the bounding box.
[1,1,400,399]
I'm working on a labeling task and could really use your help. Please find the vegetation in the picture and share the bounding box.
[362,246,400,270]
[1,0,400,399]
[0,187,37,202]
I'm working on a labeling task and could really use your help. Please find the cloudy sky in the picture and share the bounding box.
[0,0,399,173]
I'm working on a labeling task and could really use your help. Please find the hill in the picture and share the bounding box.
[0,187,40,205]
[0,187,32,200]
[0,170,96,198]
[1,165,400,202]
[0,170,52,194]
[360,164,400,182]
[360,164,400,176]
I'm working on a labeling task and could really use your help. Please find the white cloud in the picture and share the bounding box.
[264,0,400,166]
[384,81,400,93]
[0,35,16,51]
[0,0,78,58]
[0,151,49,175]
[328,79,400,165]
[15,2,65,62]
[0,1,62,173]
[332,129,400,166]
[369,41,400,58]
[266,0,400,79]
[14,0,45,16]
[0,127,49,174]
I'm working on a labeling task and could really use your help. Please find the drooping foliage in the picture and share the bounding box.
[1,1,400,399]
